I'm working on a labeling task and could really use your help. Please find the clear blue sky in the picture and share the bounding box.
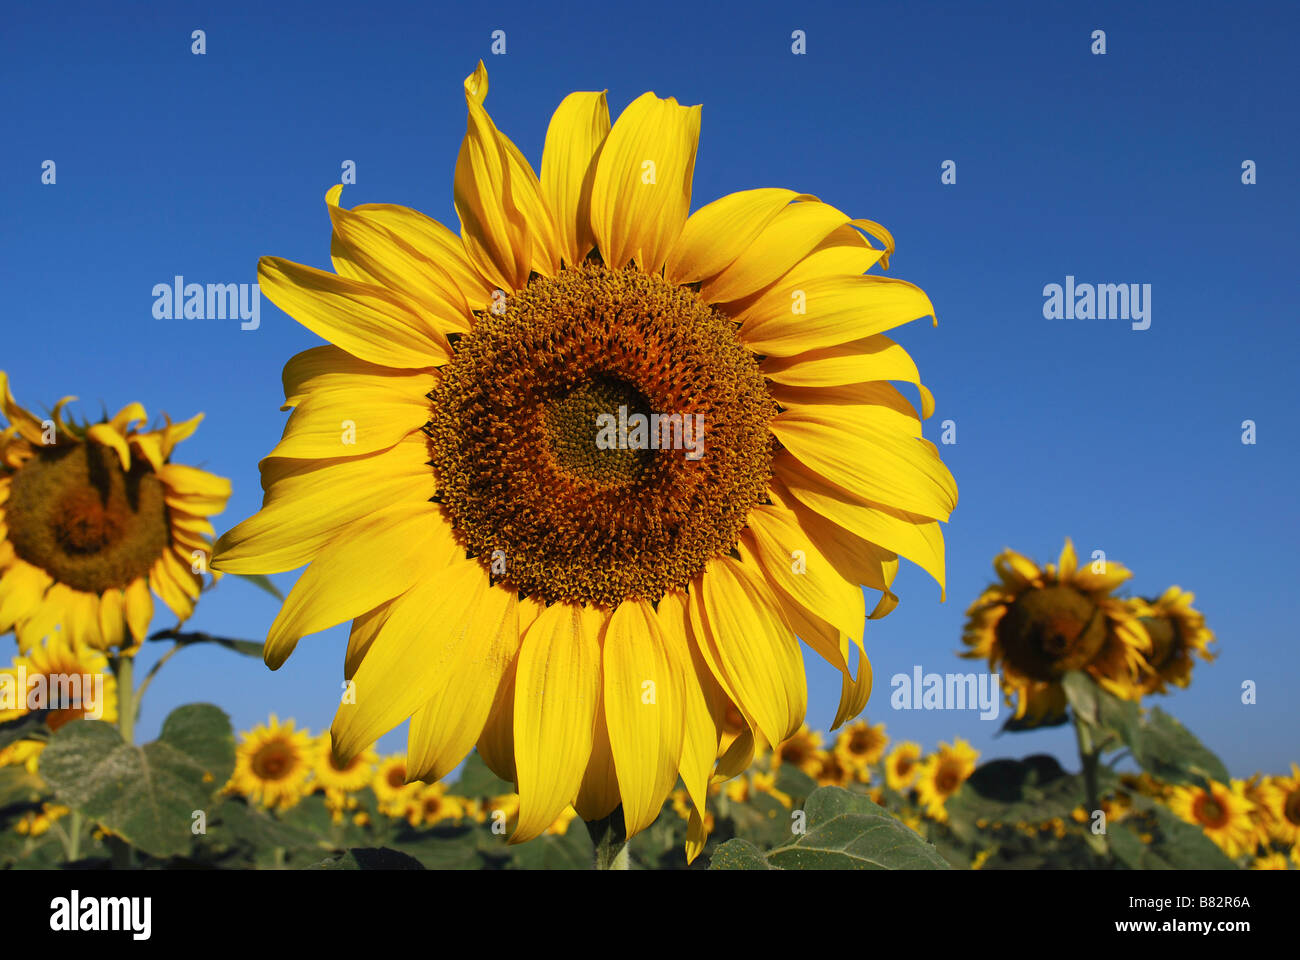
[3,0,1296,776]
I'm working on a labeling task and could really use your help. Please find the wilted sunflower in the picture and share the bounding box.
[227,714,314,810]
[884,741,922,792]
[0,633,118,771]
[310,733,375,794]
[213,63,956,853]
[1166,779,1256,858]
[961,539,1150,724]
[0,374,228,654]
[915,738,978,821]
[1130,586,1215,694]
[834,719,889,770]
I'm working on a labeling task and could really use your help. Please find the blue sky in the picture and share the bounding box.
[2,0,1296,777]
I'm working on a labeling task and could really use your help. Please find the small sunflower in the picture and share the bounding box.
[915,738,978,821]
[310,734,375,794]
[402,782,466,828]
[961,539,1151,724]
[1251,851,1290,870]
[372,755,420,816]
[1130,587,1215,694]
[771,724,823,778]
[227,714,314,811]
[834,719,888,770]
[1166,779,1256,858]
[0,375,229,654]
[1262,765,1300,847]
[214,62,956,855]
[812,748,854,788]
[884,741,922,792]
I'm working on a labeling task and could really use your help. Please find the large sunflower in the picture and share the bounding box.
[961,539,1151,724]
[213,63,956,854]
[0,374,229,654]
[1130,586,1215,694]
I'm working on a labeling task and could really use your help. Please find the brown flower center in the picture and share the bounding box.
[6,442,170,592]
[251,741,297,781]
[1193,793,1229,829]
[996,586,1107,681]
[1284,789,1300,826]
[935,765,961,795]
[1141,614,1180,670]
[427,262,776,607]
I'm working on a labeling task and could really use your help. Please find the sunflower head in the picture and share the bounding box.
[915,738,978,821]
[1131,586,1215,694]
[214,62,956,856]
[884,741,922,792]
[834,719,889,769]
[962,538,1151,724]
[227,715,314,811]
[0,374,228,654]
[1166,779,1257,858]
[310,733,375,794]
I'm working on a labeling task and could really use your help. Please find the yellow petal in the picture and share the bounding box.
[326,185,473,334]
[511,601,600,843]
[541,91,611,266]
[258,256,450,370]
[476,656,519,784]
[602,599,686,836]
[160,412,203,457]
[124,577,153,642]
[832,637,873,729]
[263,502,447,669]
[128,432,165,473]
[85,424,130,470]
[0,560,52,634]
[691,556,805,748]
[762,335,936,418]
[0,372,46,444]
[158,463,231,515]
[269,363,429,460]
[96,588,127,651]
[658,592,723,819]
[590,91,701,274]
[405,582,519,782]
[454,62,561,291]
[665,188,806,285]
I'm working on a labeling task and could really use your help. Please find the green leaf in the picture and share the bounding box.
[0,766,47,809]
[231,572,284,602]
[946,754,1113,823]
[503,827,594,870]
[211,798,324,858]
[708,838,773,870]
[450,750,513,798]
[308,847,425,870]
[1129,708,1229,786]
[773,764,817,800]
[150,630,264,659]
[0,711,50,752]
[39,704,236,859]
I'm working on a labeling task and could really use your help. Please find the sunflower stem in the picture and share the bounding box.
[115,655,136,745]
[586,807,630,870]
[1074,716,1108,856]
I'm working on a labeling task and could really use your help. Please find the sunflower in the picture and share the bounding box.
[227,714,314,811]
[915,738,978,821]
[1166,779,1256,858]
[834,719,888,770]
[1262,765,1300,847]
[770,724,823,777]
[0,375,229,654]
[372,755,421,816]
[0,633,118,772]
[884,741,922,792]
[1131,587,1215,694]
[812,748,854,788]
[402,782,466,828]
[1251,851,1290,870]
[213,62,956,856]
[310,733,375,794]
[961,539,1151,724]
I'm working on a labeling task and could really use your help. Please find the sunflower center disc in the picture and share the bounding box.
[995,586,1107,681]
[935,767,960,794]
[251,742,295,781]
[1194,794,1228,828]
[427,262,776,607]
[1285,790,1300,826]
[6,443,170,593]
[1140,615,1178,670]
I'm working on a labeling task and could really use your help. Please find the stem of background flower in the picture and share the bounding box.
[586,807,630,870]
[67,811,82,862]
[115,655,136,745]
[1073,716,1108,856]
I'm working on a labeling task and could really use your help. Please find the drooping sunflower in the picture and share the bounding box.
[1166,779,1257,858]
[1262,765,1300,847]
[213,63,956,854]
[884,741,922,792]
[309,733,376,794]
[0,375,229,654]
[915,738,978,821]
[1130,586,1215,694]
[961,539,1151,724]
[227,714,314,811]
[834,719,889,770]
[0,633,118,771]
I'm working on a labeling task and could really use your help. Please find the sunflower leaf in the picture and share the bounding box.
[39,704,235,859]
[308,847,425,870]
[1128,708,1230,786]
[765,812,952,869]
[708,838,773,870]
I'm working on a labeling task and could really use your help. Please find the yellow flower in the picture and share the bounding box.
[212,63,956,860]
[14,803,69,837]
[1262,764,1300,846]
[226,715,314,811]
[771,725,823,777]
[971,849,992,870]
[884,741,923,792]
[1250,851,1289,870]
[0,633,118,730]
[310,734,375,794]
[402,782,466,828]
[1166,780,1257,858]
[961,539,1151,724]
[834,720,889,770]
[372,755,420,816]
[751,771,793,809]
[0,375,228,654]
[813,748,854,788]
[1131,586,1215,694]
[915,738,978,821]
[545,806,579,836]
